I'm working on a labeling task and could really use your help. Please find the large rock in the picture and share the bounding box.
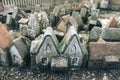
[101,28,120,41]
[6,14,12,26]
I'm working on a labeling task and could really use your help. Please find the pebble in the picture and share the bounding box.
[0,67,120,80]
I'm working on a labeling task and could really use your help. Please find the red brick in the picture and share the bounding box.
[0,22,13,51]
[18,18,29,24]
[97,38,106,42]
[106,16,117,28]
[56,15,78,33]
[89,42,120,60]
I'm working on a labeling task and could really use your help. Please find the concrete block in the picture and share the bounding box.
[89,42,120,60]
[80,8,87,18]
[101,28,120,41]
[0,48,9,67]
[88,42,120,68]
[9,36,31,67]
[89,9,100,25]
[72,11,79,21]
[72,11,83,26]
[51,57,68,71]
[6,14,12,25]
[12,7,18,19]
[103,56,120,68]
[49,12,55,26]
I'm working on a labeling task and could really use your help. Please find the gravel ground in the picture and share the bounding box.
[0,66,120,80]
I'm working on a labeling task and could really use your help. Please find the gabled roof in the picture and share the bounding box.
[0,22,13,51]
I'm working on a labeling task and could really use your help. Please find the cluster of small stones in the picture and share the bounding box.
[0,67,120,80]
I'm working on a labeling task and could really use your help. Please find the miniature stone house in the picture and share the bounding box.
[9,36,31,67]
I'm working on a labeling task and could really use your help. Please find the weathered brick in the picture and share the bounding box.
[106,16,117,28]
[89,42,120,60]
[18,18,29,24]
[0,22,13,51]
[56,15,78,32]
[56,20,67,33]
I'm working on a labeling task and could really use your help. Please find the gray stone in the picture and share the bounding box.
[9,36,31,67]
[88,42,120,68]
[27,14,41,39]
[101,28,120,41]
[19,10,28,18]
[51,57,68,71]
[12,7,18,19]
[20,24,28,36]
[103,56,120,68]
[0,48,9,67]
[72,11,83,26]
[89,9,100,25]
[80,8,87,18]
[36,11,49,29]
[49,12,55,26]
[89,27,101,42]
[6,14,12,25]
[72,11,79,21]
